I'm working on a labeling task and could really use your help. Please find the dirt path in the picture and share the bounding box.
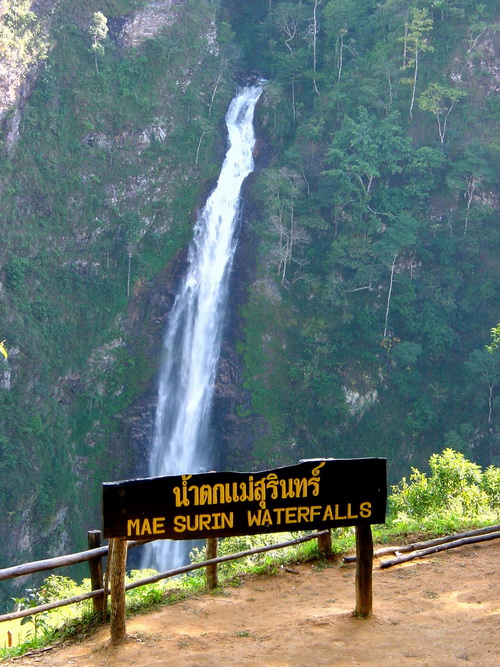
[5,539,500,666]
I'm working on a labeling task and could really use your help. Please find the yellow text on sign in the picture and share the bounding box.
[173,512,234,533]
[246,502,372,527]
[127,517,166,537]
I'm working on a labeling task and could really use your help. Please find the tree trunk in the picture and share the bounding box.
[383,255,397,339]
[409,44,418,120]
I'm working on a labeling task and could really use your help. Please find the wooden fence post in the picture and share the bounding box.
[206,537,218,590]
[317,529,332,556]
[87,530,104,616]
[109,538,128,644]
[355,524,373,617]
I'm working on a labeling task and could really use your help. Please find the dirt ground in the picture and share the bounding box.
[4,539,500,666]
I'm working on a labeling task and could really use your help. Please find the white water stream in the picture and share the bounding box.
[142,86,262,571]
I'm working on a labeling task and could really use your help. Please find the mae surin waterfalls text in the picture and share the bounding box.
[103,459,388,541]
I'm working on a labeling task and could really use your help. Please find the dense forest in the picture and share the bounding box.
[0,0,499,607]
[226,0,500,472]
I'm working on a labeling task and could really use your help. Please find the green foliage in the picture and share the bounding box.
[486,324,500,353]
[89,12,108,72]
[389,448,498,525]
[0,0,49,73]
[190,531,320,581]
[418,82,467,143]
[481,465,500,509]
[4,257,30,290]
[13,589,52,640]
[124,570,170,612]
[232,0,500,475]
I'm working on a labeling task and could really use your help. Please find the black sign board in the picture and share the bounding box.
[102,458,387,540]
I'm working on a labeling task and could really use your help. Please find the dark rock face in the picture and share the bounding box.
[211,185,268,472]
[113,250,189,479]
[234,71,268,87]
[116,389,158,479]
[212,343,250,469]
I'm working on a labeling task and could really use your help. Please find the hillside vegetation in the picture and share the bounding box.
[226,0,500,477]
[0,0,499,609]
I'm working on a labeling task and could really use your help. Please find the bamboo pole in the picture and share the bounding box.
[355,525,373,617]
[0,546,109,581]
[205,538,218,590]
[343,523,500,563]
[380,530,500,569]
[87,531,104,616]
[0,538,146,582]
[109,538,128,645]
[0,588,108,623]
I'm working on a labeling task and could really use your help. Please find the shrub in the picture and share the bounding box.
[481,466,500,509]
[388,448,496,524]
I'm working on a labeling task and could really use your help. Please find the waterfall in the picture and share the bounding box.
[142,86,262,572]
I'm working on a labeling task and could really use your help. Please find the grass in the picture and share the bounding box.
[3,517,499,660]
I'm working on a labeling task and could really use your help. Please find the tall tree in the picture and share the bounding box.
[323,0,359,82]
[399,7,433,120]
[466,350,500,424]
[418,82,467,143]
[260,167,309,287]
[446,146,497,235]
[304,0,322,94]
[89,11,108,74]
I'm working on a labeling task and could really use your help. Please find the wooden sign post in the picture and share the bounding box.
[109,538,128,644]
[103,457,386,639]
[205,537,218,590]
[355,524,373,617]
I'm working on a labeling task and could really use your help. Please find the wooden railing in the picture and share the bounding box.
[3,522,500,648]
[0,529,332,624]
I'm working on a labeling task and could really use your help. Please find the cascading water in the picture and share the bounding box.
[142,85,262,572]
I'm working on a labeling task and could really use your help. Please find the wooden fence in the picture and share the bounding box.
[0,528,356,632]
[3,523,500,647]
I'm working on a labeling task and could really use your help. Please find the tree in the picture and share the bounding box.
[89,12,108,73]
[323,0,359,82]
[260,167,309,287]
[466,3,499,52]
[375,212,418,339]
[418,82,467,143]
[446,146,497,235]
[272,2,310,120]
[273,2,306,56]
[486,324,500,354]
[208,22,242,118]
[466,349,500,424]
[304,0,322,94]
[398,7,434,120]
[324,108,411,202]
